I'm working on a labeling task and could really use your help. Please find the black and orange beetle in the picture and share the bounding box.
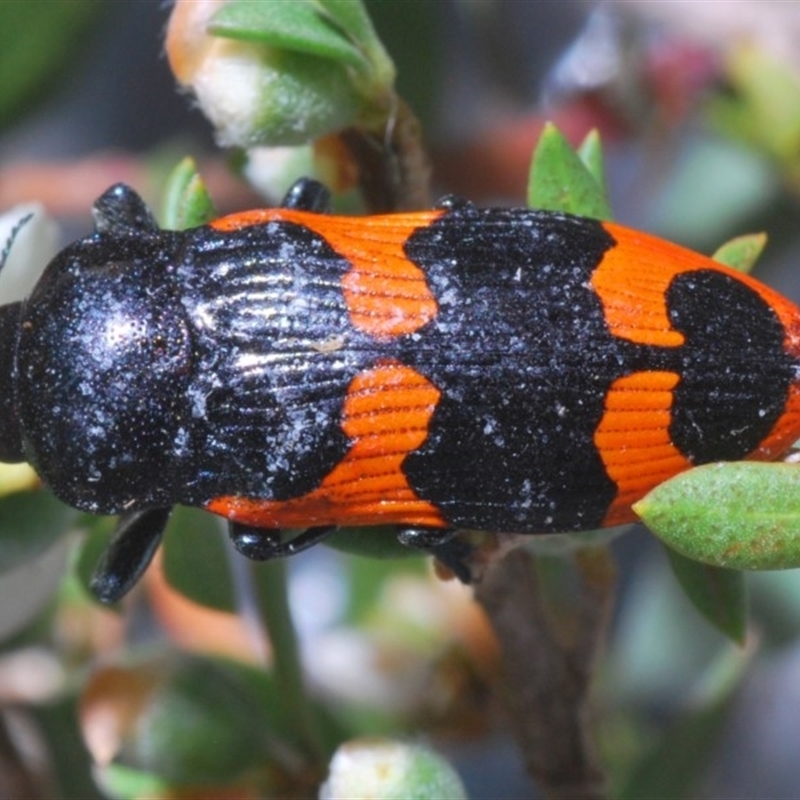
[1,178,799,603]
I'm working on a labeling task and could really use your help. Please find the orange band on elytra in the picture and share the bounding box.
[206,361,446,530]
[211,208,444,338]
[594,370,692,527]
[596,223,800,354]
[597,369,800,528]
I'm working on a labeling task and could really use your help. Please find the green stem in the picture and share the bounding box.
[250,558,324,764]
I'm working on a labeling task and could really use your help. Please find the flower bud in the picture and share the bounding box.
[166,0,390,148]
[320,738,467,800]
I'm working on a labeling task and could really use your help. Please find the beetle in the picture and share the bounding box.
[1,178,799,603]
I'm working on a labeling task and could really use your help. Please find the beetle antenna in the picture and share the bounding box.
[0,212,33,276]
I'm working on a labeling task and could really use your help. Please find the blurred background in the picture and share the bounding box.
[3,2,800,798]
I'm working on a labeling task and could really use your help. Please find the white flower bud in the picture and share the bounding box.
[319,738,467,800]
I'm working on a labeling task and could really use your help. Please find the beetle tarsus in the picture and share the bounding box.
[228,522,337,560]
[396,525,457,549]
[434,194,476,212]
[281,178,332,213]
[90,507,172,604]
[396,526,474,583]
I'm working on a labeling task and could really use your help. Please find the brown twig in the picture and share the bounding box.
[474,545,616,800]
[338,96,432,212]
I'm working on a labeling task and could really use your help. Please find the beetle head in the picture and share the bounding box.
[5,186,194,514]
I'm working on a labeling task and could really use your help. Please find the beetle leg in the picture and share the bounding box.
[280,178,332,213]
[90,507,173,604]
[396,526,474,584]
[228,523,337,560]
[433,194,476,212]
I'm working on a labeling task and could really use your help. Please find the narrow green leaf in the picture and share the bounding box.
[313,0,379,43]
[635,462,800,570]
[577,129,608,194]
[162,508,237,613]
[664,546,747,643]
[313,0,395,87]
[209,0,371,74]
[0,1,105,130]
[711,232,767,273]
[0,490,76,574]
[160,158,216,230]
[528,122,612,219]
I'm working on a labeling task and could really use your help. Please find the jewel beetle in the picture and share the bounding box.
[1,178,799,603]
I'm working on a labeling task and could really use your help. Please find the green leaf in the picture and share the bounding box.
[708,46,800,165]
[711,232,767,273]
[648,137,776,251]
[527,122,612,219]
[314,0,395,88]
[130,657,271,784]
[210,0,372,74]
[162,508,237,613]
[608,551,737,704]
[314,0,378,45]
[635,462,800,570]
[160,158,217,230]
[618,639,755,799]
[0,490,76,575]
[577,129,608,193]
[0,1,105,131]
[95,765,169,800]
[664,546,747,643]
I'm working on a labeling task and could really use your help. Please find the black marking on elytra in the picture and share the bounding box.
[400,209,622,532]
[177,220,377,503]
[665,269,795,462]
